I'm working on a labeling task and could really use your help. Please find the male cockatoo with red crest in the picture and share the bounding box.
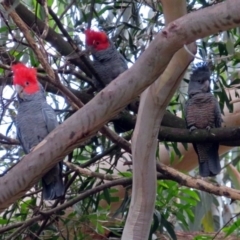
[12,63,64,200]
[85,29,128,86]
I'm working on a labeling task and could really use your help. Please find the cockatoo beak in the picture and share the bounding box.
[14,84,24,98]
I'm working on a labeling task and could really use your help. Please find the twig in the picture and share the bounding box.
[100,127,131,154]
[80,143,122,168]
[0,134,19,145]
[52,0,76,30]
[57,69,95,87]
[22,189,42,198]
[64,162,121,180]
[6,225,27,240]
[33,200,61,239]
[87,0,95,29]
[39,0,49,39]
[2,3,55,80]
[65,171,78,190]
[156,162,240,199]
[0,160,21,177]
[212,212,240,239]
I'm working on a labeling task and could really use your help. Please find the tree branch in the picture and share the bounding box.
[64,162,121,180]
[0,134,19,145]
[0,0,239,212]
[156,162,240,199]
[159,126,240,144]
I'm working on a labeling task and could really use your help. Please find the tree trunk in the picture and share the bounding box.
[122,0,196,238]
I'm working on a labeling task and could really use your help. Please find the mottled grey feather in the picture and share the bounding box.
[16,84,64,200]
[185,93,222,177]
[185,64,222,177]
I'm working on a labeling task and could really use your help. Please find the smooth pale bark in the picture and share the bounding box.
[0,0,239,213]
[122,0,196,239]
[160,88,240,172]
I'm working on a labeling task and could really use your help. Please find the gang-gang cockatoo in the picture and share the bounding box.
[185,63,222,177]
[85,29,128,87]
[12,63,64,200]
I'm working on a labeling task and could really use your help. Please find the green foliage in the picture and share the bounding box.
[223,217,240,237]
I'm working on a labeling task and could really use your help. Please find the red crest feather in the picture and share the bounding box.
[12,63,39,94]
[85,29,110,50]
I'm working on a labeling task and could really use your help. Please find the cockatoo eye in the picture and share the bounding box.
[25,81,29,86]
[93,40,100,46]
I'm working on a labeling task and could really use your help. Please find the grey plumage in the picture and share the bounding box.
[16,85,64,200]
[91,41,128,86]
[85,30,128,87]
[185,63,222,177]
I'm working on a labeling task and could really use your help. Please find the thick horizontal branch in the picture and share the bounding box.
[114,115,240,146]
[159,126,240,144]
